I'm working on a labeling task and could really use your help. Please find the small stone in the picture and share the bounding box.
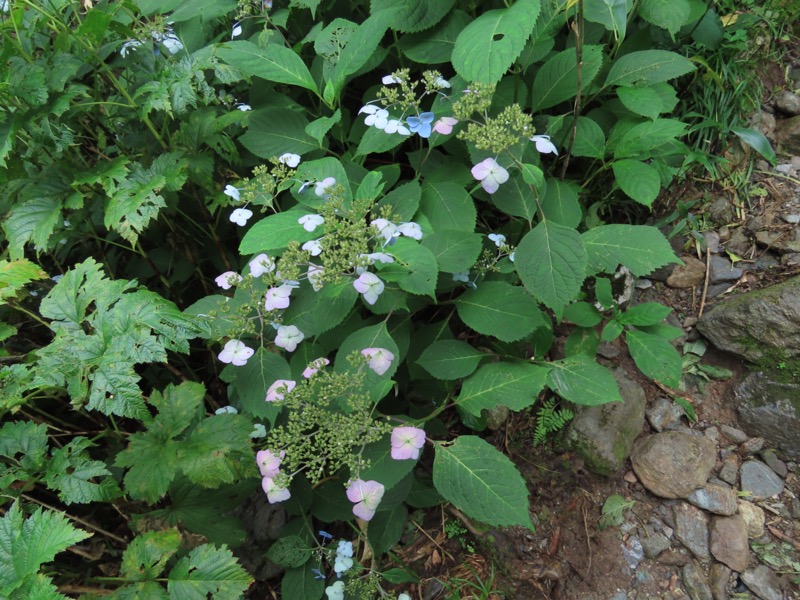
[667,256,706,288]
[718,458,739,485]
[705,283,732,299]
[738,437,765,457]
[709,197,736,224]
[703,231,721,254]
[781,252,800,266]
[682,562,713,600]
[718,226,730,241]
[759,450,788,478]
[687,484,738,516]
[709,515,749,572]
[741,565,783,600]
[782,213,800,225]
[658,549,692,566]
[641,532,671,558]
[674,502,710,562]
[740,460,785,499]
[791,497,800,519]
[776,90,800,116]
[623,536,645,569]
[776,163,795,175]
[753,253,780,271]
[647,397,686,432]
[597,341,620,359]
[636,278,653,290]
[720,425,748,444]
[708,256,742,283]
[709,562,731,600]
[684,316,698,329]
[704,426,720,446]
[736,500,765,538]
[484,404,509,430]
[624,470,638,483]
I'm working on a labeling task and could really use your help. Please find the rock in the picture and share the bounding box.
[484,404,509,430]
[709,562,731,600]
[667,256,706,288]
[753,253,780,271]
[709,515,749,572]
[718,457,739,485]
[646,397,686,432]
[705,283,732,299]
[740,460,785,499]
[725,228,751,256]
[658,549,692,566]
[704,426,720,446]
[709,196,736,224]
[734,372,800,460]
[754,229,800,253]
[674,502,710,561]
[759,449,788,477]
[641,532,671,558]
[741,565,783,600]
[782,213,800,225]
[776,163,796,175]
[703,231,721,254]
[736,500,765,538]
[750,110,777,142]
[687,484,738,516]
[696,276,800,361]
[777,114,800,155]
[564,369,646,475]
[623,536,645,569]
[719,425,748,444]
[708,256,742,283]
[781,252,800,266]
[682,562,713,600]
[776,90,800,116]
[738,437,765,456]
[631,432,716,499]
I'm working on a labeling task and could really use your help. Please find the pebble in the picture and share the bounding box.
[631,432,716,499]
[682,562,713,600]
[736,500,765,538]
[708,256,742,283]
[703,426,720,446]
[702,231,721,253]
[635,278,653,289]
[666,256,706,288]
[646,397,686,432]
[741,565,783,600]
[709,515,749,572]
[740,460,785,499]
[776,163,796,174]
[776,90,800,116]
[782,213,800,224]
[658,549,692,566]
[674,502,710,562]
[759,450,788,478]
[623,536,645,569]
[641,532,671,558]
[738,437,765,456]
[708,562,731,600]
[719,425,748,444]
[687,484,738,516]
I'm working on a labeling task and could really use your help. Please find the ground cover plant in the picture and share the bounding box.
[0,0,778,597]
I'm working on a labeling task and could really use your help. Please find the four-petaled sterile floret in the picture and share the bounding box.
[265,379,296,402]
[361,347,394,375]
[346,479,385,521]
[218,340,254,366]
[353,272,384,305]
[471,157,509,194]
[390,426,426,460]
[275,325,304,352]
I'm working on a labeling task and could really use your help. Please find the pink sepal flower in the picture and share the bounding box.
[471,158,509,194]
[266,379,296,402]
[390,426,426,460]
[303,357,330,378]
[256,449,286,478]
[433,117,459,135]
[262,477,291,504]
[346,479,385,521]
[361,348,394,375]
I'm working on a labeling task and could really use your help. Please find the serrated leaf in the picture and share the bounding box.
[329,12,393,95]
[355,124,408,156]
[456,281,547,343]
[0,259,48,302]
[605,50,696,87]
[617,85,665,120]
[376,181,421,222]
[433,436,533,529]
[626,329,682,387]
[418,340,485,380]
[420,182,476,232]
[45,438,121,505]
[614,119,687,159]
[371,0,454,32]
[531,45,604,110]
[612,159,660,206]
[239,210,317,254]
[281,565,325,600]
[335,324,400,401]
[457,362,549,416]
[690,7,724,49]
[547,355,622,405]
[421,230,482,273]
[638,0,691,34]
[617,302,671,326]
[3,196,62,259]
[385,238,438,298]
[584,0,628,38]
[266,536,312,568]
[216,41,317,92]
[452,0,541,84]
[368,504,407,555]
[178,415,253,488]
[361,437,417,490]
[220,348,289,423]
[167,543,253,599]
[305,110,341,144]
[563,302,602,327]
[120,530,181,582]
[239,108,317,158]
[569,116,606,159]
[582,224,678,276]
[516,221,586,316]
[284,281,358,337]
[397,10,471,64]
[490,173,538,221]
[540,178,582,228]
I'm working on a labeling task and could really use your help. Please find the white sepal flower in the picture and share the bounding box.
[302,239,323,256]
[232,22,243,38]
[224,184,241,201]
[274,325,304,352]
[530,134,559,155]
[279,153,301,168]
[249,254,275,277]
[298,214,324,232]
[229,208,253,226]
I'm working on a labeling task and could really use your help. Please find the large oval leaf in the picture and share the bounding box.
[456,281,547,342]
[216,41,317,93]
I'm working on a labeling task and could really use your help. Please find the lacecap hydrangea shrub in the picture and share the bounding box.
[0,0,768,597]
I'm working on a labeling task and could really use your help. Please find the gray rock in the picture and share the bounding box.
[631,432,716,499]
[484,404,509,430]
[776,163,796,175]
[646,397,686,432]
[782,213,800,225]
[667,256,706,288]
[709,562,731,600]
[776,90,800,116]
[781,252,800,266]
[709,515,749,572]
[641,531,671,558]
[683,562,713,600]
[741,565,783,600]
[755,229,800,253]
[750,110,777,142]
[738,437,765,456]
[777,114,800,155]
[704,426,720,446]
[737,500,765,538]
[622,536,644,569]
[705,283,732,299]
[717,458,739,485]
[703,231,721,254]
[674,502,710,561]
[759,449,788,477]
[720,425,748,444]
[687,484,738,516]
[753,253,780,271]
[708,256,742,283]
[564,369,646,475]
[740,460,785,499]
[735,372,800,459]
[709,196,736,224]
[696,276,800,361]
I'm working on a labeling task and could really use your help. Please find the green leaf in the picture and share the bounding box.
[547,355,622,405]
[239,210,317,254]
[690,7,724,49]
[457,362,549,416]
[0,501,91,597]
[612,159,660,206]
[376,181,422,222]
[305,110,341,144]
[540,178,582,228]
[0,421,48,475]
[371,0,455,32]
[329,12,393,95]
[582,224,678,276]
[564,327,600,357]
[614,119,687,159]
[281,565,325,600]
[563,302,602,327]
[220,349,289,423]
[456,281,547,343]
[617,302,671,326]
[584,0,628,38]
[570,117,606,159]
[490,173,538,221]
[452,0,542,84]
[178,415,253,489]
[361,437,417,490]
[45,438,121,505]
[355,125,408,156]
[167,544,253,599]
[421,230,483,273]
[284,281,357,337]
[730,126,777,166]
[605,50,696,87]
[335,323,400,380]
[368,504,407,555]
[626,329,682,387]
[216,41,317,93]
[397,10,471,64]
[3,196,61,259]
[418,340,485,380]
[638,0,691,34]
[385,238,438,298]
[433,436,533,529]
[531,45,604,111]
[601,319,624,342]
[516,221,587,316]
[266,536,312,568]
[617,85,672,120]
[239,108,317,158]
[420,182,476,232]
[121,530,181,582]
[0,259,48,302]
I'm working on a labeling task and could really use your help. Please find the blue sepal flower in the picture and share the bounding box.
[406,112,434,138]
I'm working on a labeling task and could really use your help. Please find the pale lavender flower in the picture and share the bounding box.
[302,357,330,378]
[224,184,241,201]
[471,157,509,194]
[390,426,426,460]
[346,479,385,521]
[256,449,285,478]
[488,233,506,247]
[275,325,304,352]
[298,214,324,232]
[262,476,291,503]
[266,379,296,402]
[215,271,242,290]
[315,177,336,198]
[361,347,394,375]
[353,272,384,305]
[530,134,558,155]
[302,239,323,256]
[249,253,275,277]
[264,285,293,310]
[218,340,254,366]
[229,207,253,226]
